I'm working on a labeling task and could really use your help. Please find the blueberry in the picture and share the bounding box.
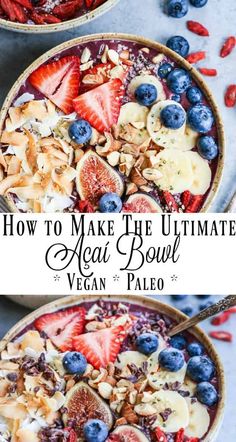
[135,83,158,106]
[160,104,186,129]
[187,356,215,382]
[187,342,204,356]
[196,382,218,406]
[171,295,188,300]
[199,300,214,311]
[159,348,185,372]
[187,104,214,133]
[181,305,194,316]
[190,0,208,7]
[136,333,159,355]
[69,119,92,144]
[63,352,87,375]
[84,419,108,442]
[170,335,187,350]
[197,136,219,160]
[99,193,122,213]
[166,36,190,57]
[167,0,188,18]
[158,62,173,79]
[167,68,191,94]
[186,86,203,104]
[172,94,181,102]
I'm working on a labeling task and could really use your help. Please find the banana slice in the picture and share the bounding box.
[128,74,166,102]
[138,390,189,433]
[185,398,210,439]
[180,378,197,397]
[153,149,193,194]
[185,151,212,195]
[147,363,187,390]
[118,102,149,125]
[115,350,147,370]
[146,335,167,372]
[147,100,198,151]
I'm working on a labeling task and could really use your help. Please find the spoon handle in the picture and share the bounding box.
[168,295,236,337]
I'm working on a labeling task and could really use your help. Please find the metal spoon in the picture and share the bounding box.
[168,295,236,337]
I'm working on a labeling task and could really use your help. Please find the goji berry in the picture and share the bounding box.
[209,331,233,342]
[220,36,236,58]
[187,20,209,37]
[53,0,83,19]
[187,439,199,442]
[76,200,95,213]
[225,85,236,107]
[185,195,203,213]
[85,0,93,6]
[226,306,236,313]
[161,191,179,212]
[181,191,192,210]
[199,68,217,76]
[175,428,185,442]
[154,427,168,442]
[0,0,27,22]
[211,312,230,326]
[186,51,206,64]
[64,428,77,442]
[14,0,32,9]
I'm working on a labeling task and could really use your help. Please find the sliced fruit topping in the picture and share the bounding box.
[153,149,193,194]
[73,78,124,133]
[185,397,210,439]
[34,306,85,352]
[147,363,187,390]
[108,425,150,442]
[185,151,211,195]
[73,326,127,369]
[63,382,113,439]
[122,193,163,213]
[114,350,148,370]
[29,56,80,114]
[81,63,115,92]
[76,150,124,206]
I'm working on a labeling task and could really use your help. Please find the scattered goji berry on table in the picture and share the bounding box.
[199,68,217,76]
[154,427,168,442]
[220,36,236,58]
[187,20,209,37]
[209,331,233,342]
[224,85,236,107]
[226,306,236,313]
[211,312,230,326]
[186,51,206,64]
[175,428,185,442]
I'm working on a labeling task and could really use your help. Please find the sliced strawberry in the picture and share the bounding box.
[14,0,32,9]
[185,195,203,213]
[85,0,93,6]
[29,56,80,114]
[34,307,86,352]
[73,326,126,369]
[73,78,123,133]
[181,190,192,210]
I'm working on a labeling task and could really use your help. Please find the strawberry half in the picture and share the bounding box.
[34,306,85,352]
[73,78,124,133]
[29,56,80,114]
[73,326,126,369]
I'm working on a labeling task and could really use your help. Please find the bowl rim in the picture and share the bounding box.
[0,294,226,442]
[0,0,120,34]
[0,32,225,213]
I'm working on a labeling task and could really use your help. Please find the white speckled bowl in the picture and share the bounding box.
[0,0,119,34]
[1,294,225,441]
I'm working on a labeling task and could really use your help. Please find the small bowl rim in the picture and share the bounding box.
[0,294,226,442]
[0,0,120,34]
[0,32,225,213]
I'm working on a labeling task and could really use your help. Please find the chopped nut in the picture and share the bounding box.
[85,321,107,332]
[108,49,120,66]
[107,151,120,167]
[128,390,138,405]
[142,168,162,181]
[139,185,152,193]
[101,45,109,63]
[134,403,157,416]
[81,47,91,64]
[120,50,130,60]
[130,167,148,186]
[122,403,139,424]
[74,149,84,164]
[107,362,115,377]
[106,376,117,387]
[115,417,128,427]
[66,378,75,392]
[126,182,138,196]
[80,61,94,71]
[110,65,125,80]
[131,121,145,130]
[98,382,113,399]
[152,54,165,64]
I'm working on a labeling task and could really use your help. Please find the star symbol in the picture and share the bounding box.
[113,275,120,282]
[54,275,60,282]
[171,274,178,282]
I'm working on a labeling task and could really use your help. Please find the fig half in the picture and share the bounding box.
[124,193,163,213]
[108,425,150,441]
[63,381,113,439]
[76,150,124,206]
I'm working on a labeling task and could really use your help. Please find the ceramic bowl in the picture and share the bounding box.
[1,294,225,441]
[0,33,225,213]
[0,0,119,33]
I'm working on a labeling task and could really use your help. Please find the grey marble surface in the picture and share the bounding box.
[0,295,235,440]
[0,0,236,211]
